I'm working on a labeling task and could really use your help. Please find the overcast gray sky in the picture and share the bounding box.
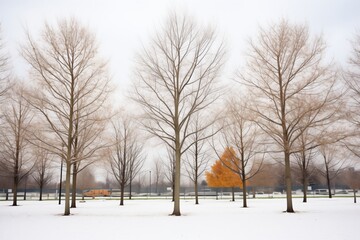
[1,0,360,96]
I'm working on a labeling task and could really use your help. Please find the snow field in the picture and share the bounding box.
[0,198,359,240]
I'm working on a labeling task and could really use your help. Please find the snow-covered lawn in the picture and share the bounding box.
[1,198,359,240]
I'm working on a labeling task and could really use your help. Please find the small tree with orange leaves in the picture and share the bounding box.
[206,147,242,201]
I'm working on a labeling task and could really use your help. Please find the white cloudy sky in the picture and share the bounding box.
[1,0,359,94]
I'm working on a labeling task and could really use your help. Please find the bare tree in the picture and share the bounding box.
[317,143,347,198]
[32,146,54,201]
[132,12,225,216]
[238,20,340,212]
[293,128,318,202]
[70,110,110,208]
[21,18,111,215]
[184,113,217,205]
[0,84,35,206]
[107,115,144,205]
[344,31,360,161]
[214,99,265,207]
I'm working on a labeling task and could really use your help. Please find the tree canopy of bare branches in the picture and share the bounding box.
[238,19,340,212]
[132,12,225,216]
[21,18,111,215]
[32,146,54,201]
[184,113,214,205]
[214,98,265,207]
[107,114,144,206]
[317,143,348,198]
[344,32,360,159]
[0,84,35,206]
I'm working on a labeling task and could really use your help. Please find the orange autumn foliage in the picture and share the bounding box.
[205,147,242,188]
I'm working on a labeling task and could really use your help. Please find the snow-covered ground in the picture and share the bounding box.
[1,198,359,240]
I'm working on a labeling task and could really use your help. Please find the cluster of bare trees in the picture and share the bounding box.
[1,12,360,217]
[132,15,360,215]
[106,112,144,206]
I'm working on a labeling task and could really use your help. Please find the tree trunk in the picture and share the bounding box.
[302,176,308,203]
[172,107,181,216]
[231,187,235,202]
[23,182,27,200]
[172,142,181,216]
[301,154,308,203]
[241,161,247,207]
[64,161,71,216]
[354,189,357,203]
[13,140,20,206]
[172,181,175,202]
[242,180,247,208]
[71,168,78,208]
[120,182,125,206]
[325,166,332,199]
[39,181,43,201]
[12,176,18,206]
[129,177,132,200]
[195,175,199,205]
[284,151,294,212]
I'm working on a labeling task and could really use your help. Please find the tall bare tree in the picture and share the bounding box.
[317,143,347,198]
[107,115,144,206]
[22,18,111,215]
[214,99,265,207]
[184,113,216,205]
[238,20,339,212]
[32,146,54,201]
[0,84,35,206]
[132,12,225,215]
[293,127,320,203]
[70,109,109,208]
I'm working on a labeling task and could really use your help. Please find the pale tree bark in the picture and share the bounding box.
[0,84,35,206]
[214,98,265,208]
[21,18,111,215]
[238,20,339,212]
[107,114,144,206]
[132,12,225,216]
